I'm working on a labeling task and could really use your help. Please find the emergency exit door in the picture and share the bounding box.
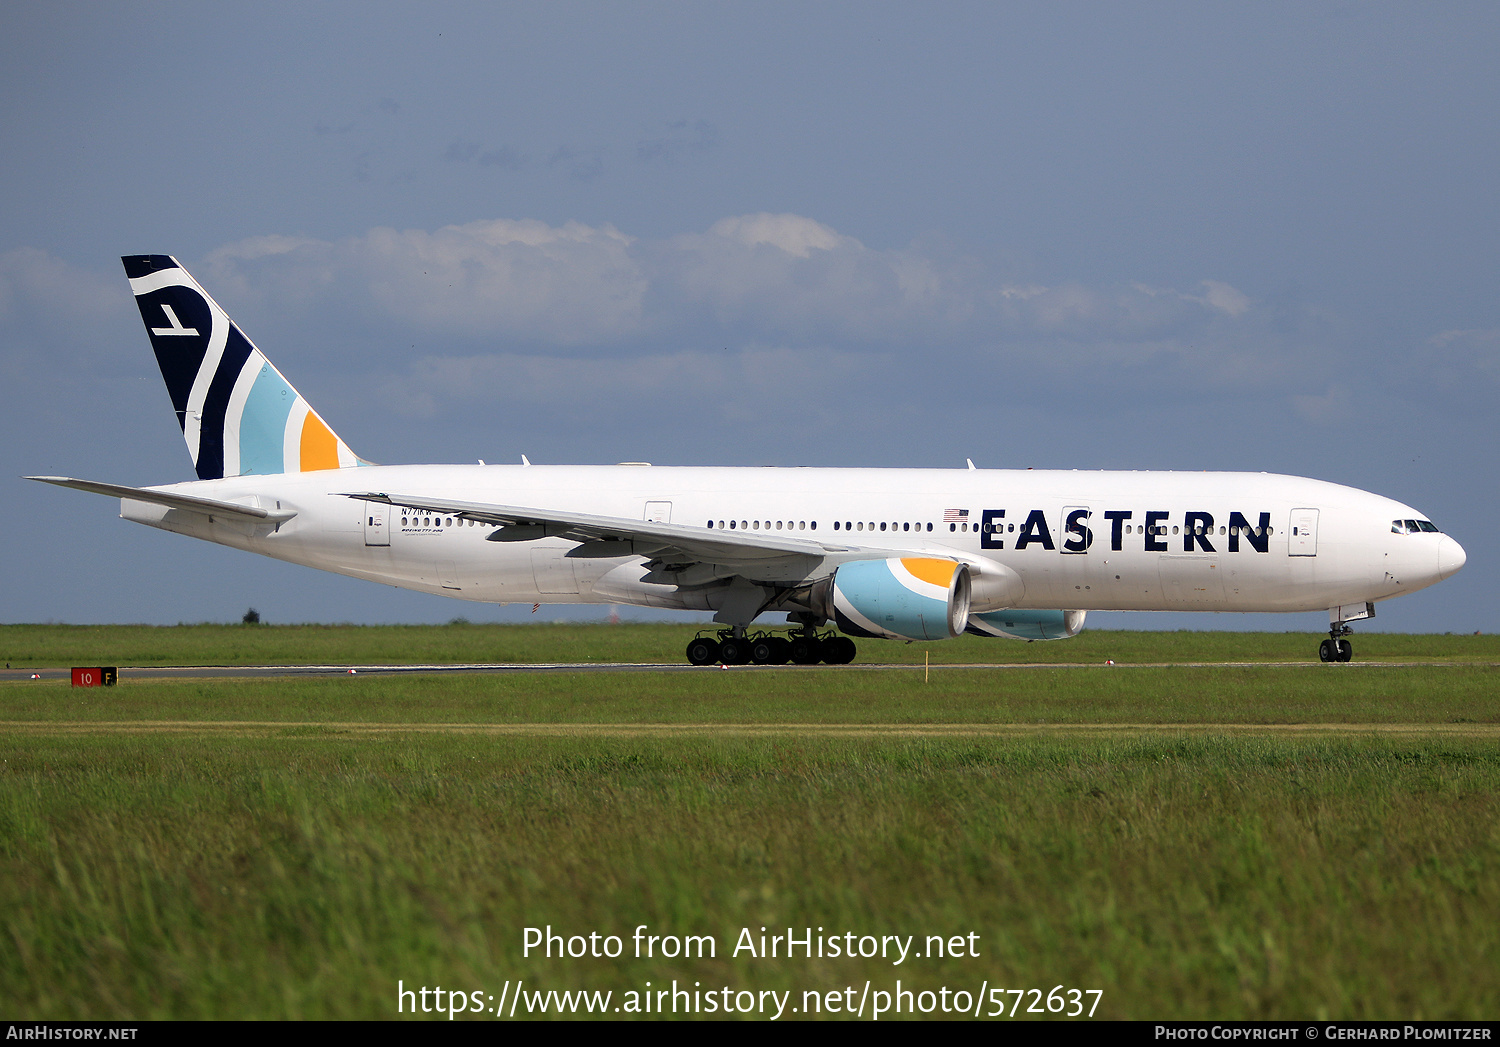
[363,502,389,546]
[1288,508,1318,556]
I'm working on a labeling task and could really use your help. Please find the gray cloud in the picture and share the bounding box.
[203,214,1262,341]
[547,145,604,181]
[0,248,129,367]
[205,220,648,346]
[637,119,719,162]
[1407,328,1500,410]
[445,140,526,170]
[191,213,1329,406]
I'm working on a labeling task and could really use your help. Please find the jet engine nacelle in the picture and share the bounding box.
[820,557,972,642]
[966,608,1086,640]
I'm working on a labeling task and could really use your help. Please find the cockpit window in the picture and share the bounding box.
[1392,519,1442,534]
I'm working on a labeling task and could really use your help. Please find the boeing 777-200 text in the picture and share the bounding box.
[29,256,1466,664]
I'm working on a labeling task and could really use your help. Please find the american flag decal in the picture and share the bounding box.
[944,508,969,522]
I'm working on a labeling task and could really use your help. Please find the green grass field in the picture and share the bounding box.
[1,625,1495,1020]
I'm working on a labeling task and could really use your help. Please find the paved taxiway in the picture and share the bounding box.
[1,660,1485,682]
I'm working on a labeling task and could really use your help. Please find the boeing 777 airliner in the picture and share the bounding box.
[30,256,1466,664]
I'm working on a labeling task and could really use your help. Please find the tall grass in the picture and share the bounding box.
[3,639,1495,1020]
[1,731,1496,1019]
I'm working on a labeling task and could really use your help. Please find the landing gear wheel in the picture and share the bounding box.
[766,637,791,665]
[823,636,857,664]
[686,637,719,666]
[750,639,774,665]
[718,638,750,665]
[789,636,823,665]
[1318,638,1335,662]
[1336,638,1353,662]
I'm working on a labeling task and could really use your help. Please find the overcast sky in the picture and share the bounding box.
[2,2,1494,635]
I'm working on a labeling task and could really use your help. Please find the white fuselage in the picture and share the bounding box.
[119,464,1464,621]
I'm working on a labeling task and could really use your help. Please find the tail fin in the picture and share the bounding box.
[121,255,365,480]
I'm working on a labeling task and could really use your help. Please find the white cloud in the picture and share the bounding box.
[0,247,122,326]
[378,344,878,435]
[200,214,1276,357]
[206,219,648,345]
[1291,383,1355,425]
[355,220,645,343]
[1198,280,1251,317]
[706,213,848,257]
[0,248,131,377]
[1407,328,1500,408]
[1129,279,1252,318]
[187,214,1317,411]
[1426,328,1500,382]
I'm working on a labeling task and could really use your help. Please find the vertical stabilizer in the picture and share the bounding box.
[121,255,364,479]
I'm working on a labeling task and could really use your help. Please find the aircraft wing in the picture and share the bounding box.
[28,476,297,522]
[344,490,862,569]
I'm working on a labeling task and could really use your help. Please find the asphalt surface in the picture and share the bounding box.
[0,659,1485,681]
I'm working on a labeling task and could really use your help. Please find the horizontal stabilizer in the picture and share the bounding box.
[26,476,296,522]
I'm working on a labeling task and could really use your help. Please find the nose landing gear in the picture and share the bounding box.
[1318,623,1354,663]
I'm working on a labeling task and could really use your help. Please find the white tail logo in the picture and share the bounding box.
[150,304,199,337]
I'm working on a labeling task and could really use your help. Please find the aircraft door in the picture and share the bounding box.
[1056,505,1093,602]
[363,501,390,546]
[644,500,672,523]
[1288,508,1319,556]
[531,548,580,595]
[1060,506,1092,553]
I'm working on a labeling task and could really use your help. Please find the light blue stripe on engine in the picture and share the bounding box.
[968,608,1071,640]
[238,362,298,475]
[833,558,949,641]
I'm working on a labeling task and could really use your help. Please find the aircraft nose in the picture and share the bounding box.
[1438,535,1467,580]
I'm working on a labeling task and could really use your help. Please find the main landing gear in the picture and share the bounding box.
[1318,622,1354,663]
[685,625,857,666]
